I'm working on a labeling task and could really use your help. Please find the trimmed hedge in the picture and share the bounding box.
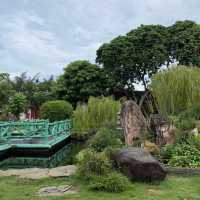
[40,100,73,122]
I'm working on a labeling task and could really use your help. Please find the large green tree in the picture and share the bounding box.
[55,60,110,105]
[96,25,169,90]
[168,20,200,66]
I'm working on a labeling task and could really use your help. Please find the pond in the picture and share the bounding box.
[0,120,84,169]
[0,141,84,169]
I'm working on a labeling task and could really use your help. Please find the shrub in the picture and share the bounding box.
[150,66,200,115]
[168,143,200,168]
[88,126,123,152]
[160,145,174,163]
[40,100,73,122]
[72,96,120,133]
[77,150,112,181]
[88,172,130,193]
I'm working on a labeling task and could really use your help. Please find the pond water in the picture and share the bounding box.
[0,141,84,169]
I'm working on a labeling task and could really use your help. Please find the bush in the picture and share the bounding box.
[150,66,200,115]
[88,172,130,193]
[88,126,123,152]
[40,100,73,122]
[72,96,120,133]
[160,145,174,163]
[168,143,200,168]
[77,150,112,181]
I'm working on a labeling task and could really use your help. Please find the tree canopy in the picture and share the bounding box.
[8,93,28,119]
[168,20,200,66]
[55,60,110,105]
[96,20,200,90]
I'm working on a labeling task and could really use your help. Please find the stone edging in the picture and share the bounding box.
[164,166,200,175]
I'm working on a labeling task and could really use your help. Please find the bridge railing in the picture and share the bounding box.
[48,120,71,137]
[0,120,71,140]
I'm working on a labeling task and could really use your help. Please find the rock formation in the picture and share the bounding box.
[120,100,147,146]
[115,147,167,182]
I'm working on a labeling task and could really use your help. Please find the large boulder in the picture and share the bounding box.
[115,148,167,182]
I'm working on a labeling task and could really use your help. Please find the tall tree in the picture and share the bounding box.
[55,60,110,105]
[96,25,169,90]
[168,20,200,66]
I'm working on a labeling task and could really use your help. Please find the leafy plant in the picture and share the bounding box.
[77,150,112,181]
[88,126,123,152]
[160,145,175,163]
[88,172,130,193]
[40,100,73,122]
[168,143,200,168]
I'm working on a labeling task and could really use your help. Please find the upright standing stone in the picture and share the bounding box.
[120,100,147,146]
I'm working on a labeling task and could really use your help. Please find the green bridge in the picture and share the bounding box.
[0,120,72,168]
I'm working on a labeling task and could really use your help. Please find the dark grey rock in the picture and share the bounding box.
[115,147,167,182]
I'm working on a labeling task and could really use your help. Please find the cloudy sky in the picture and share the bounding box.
[0,0,200,78]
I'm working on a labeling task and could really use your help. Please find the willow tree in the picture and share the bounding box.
[150,66,200,115]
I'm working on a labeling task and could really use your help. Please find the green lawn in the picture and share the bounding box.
[0,175,200,200]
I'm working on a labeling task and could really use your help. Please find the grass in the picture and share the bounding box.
[0,176,200,200]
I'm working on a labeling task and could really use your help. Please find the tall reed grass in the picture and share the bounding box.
[72,96,120,132]
[150,65,200,115]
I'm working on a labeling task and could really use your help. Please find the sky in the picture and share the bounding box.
[0,0,200,79]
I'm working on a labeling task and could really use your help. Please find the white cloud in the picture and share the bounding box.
[0,0,200,77]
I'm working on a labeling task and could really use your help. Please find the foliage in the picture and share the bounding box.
[96,25,169,89]
[168,20,200,66]
[72,96,120,133]
[150,66,200,115]
[168,143,200,168]
[160,145,175,163]
[0,72,56,118]
[179,104,200,120]
[11,73,55,108]
[40,100,73,122]
[8,93,28,119]
[88,172,130,193]
[55,60,110,105]
[0,73,14,112]
[88,126,123,152]
[160,135,200,168]
[173,117,196,131]
[77,150,112,181]
[76,148,130,193]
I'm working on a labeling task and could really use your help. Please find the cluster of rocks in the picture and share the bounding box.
[117,100,169,182]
